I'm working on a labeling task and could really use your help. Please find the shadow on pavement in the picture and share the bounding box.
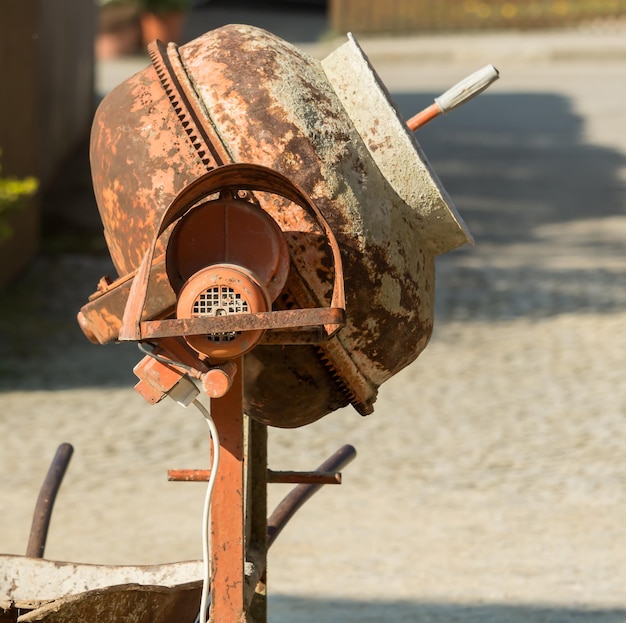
[396,91,625,242]
[394,90,626,321]
[270,596,626,623]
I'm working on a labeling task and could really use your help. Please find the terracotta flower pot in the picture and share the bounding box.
[140,10,186,46]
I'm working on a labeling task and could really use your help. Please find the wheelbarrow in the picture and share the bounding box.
[0,442,355,622]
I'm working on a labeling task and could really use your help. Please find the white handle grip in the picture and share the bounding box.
[434,65,500,114]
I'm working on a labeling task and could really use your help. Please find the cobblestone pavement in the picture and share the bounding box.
[1,19,625,623]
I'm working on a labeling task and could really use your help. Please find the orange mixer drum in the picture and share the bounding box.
[85,24,472,427]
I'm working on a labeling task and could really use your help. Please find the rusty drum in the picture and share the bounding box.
[81,24,472,427]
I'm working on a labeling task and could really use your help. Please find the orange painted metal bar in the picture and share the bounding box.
[406,102,442,132]
[167,469,213,482]
[268,470,342,485]
[267,444,357,549]
[138,303,345,340]
[208,357,247,623]
[168,468,342,485]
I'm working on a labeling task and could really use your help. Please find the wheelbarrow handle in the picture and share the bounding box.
[26,443,74,559]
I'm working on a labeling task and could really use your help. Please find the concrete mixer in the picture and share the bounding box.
[73,24,498,622]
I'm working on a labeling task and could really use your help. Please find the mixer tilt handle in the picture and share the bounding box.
[407,64,500,131]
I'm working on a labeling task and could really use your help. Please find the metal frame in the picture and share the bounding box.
[7,421,355,622]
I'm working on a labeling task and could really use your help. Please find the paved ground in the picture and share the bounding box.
[1,6,625,622]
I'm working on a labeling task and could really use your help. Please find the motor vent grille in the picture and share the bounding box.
[193,286,250,343]
[176,264,270,359]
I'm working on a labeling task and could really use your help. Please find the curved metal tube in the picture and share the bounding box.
[26,443,74,559]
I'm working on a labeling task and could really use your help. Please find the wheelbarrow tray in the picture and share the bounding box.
[0,555,201,623]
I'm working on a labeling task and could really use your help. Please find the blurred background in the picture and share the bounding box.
[1,2,626,621]
[1,0,626,285]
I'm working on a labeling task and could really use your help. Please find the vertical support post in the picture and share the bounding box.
[209,357,247,623]
[247,419,268,623]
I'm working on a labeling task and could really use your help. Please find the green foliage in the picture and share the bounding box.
[0,151,38,241]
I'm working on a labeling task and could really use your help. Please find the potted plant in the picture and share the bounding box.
[0,150,39,287]
[0,152,38,242]
[96,0,142,59]
[138,0,190,47]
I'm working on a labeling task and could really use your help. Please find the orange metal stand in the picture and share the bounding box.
[165,357,356,622]
[207,359,268,623]
[208,358,248,622]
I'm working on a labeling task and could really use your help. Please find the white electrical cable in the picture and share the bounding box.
[137,342,196,372]
[190,398,220,623]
